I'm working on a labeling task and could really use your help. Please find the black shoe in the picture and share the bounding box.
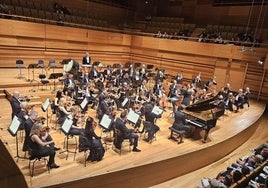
[54,147,61,151]
[132,148,141,152]
[48,163,60,169]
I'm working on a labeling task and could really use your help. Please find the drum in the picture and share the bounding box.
[63,60,73,72]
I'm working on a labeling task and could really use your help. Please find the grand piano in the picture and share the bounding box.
[183,93,225,142]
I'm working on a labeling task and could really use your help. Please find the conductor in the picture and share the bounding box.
[82,52,91,65]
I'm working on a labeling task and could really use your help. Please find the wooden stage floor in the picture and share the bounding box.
[0,68,267,188]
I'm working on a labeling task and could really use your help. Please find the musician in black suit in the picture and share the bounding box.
[172,106,191,136]
[63,73,75,97]
[114,111,141,152]
[234,89,244,112]
[89,65,98,80]
[139,64,147,79]
[103,65,113,81]
[144,103,161,142]
[223,92,234,111]
[99,97,110,120]
[10,90,21,119]
[22,110,38,152]
[81,72,90,84]
[82,52,91,65]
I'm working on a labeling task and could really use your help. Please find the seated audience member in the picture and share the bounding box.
[29,122,60,169]
[253,143,268,160]
[114,111,141,152]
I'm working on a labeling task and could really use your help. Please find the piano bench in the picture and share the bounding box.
[168,127,186,144]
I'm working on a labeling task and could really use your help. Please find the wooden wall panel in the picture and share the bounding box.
[264,54,268,70]
[229,61,247,91]
[0,19,267,101]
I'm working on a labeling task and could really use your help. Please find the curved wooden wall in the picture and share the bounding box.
[0,19,267,100]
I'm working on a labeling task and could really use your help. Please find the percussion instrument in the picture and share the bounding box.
[63,59,73,72]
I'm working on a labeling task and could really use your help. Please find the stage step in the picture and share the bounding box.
[0,89,6,99]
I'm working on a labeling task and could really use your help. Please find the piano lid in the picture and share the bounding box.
[185,92,220,112]
[184,109,214,122]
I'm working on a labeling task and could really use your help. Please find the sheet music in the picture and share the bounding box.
[41,98,50,112]
[152,105,163,116]
[8,116,21,136]
[127,110,140,124]
[61,118,73,135]
[99,114,112,129]
[80,97,88,110]
[122,98,129,107]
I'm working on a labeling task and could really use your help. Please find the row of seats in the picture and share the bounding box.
[197,143,268,188]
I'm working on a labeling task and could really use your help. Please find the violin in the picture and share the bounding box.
[40,126,50,136]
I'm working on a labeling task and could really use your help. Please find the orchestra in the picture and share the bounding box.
[8,57,252,170]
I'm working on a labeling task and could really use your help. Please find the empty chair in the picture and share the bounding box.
[16,59,25,79]
[37,59,44,68]
[39,74,49,90]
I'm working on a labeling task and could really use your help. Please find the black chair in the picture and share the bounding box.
[37,60,45,68]
[28,153,50,177]
[78,135,91,167]
[39,74,50,90]
[125,61,131,68]
[60,133,78,161]
[134,62,141,68]
[112,128,131,155]
[168,127,186,144]
[16,59,25,79]
[147,64,154,69]
[141,121,156,143]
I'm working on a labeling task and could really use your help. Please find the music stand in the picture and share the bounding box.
[7,116,23,162]
[127,110,140,125]
[99,114,112,130]
[60,118,77,160]
[41,98,50,127]
[48,73,63,92]
[122,98,129,108]
[27,64,39,82]
[80,97,88,113]
[152,105,164,116]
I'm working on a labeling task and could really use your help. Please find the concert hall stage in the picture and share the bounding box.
[0,68,266,188]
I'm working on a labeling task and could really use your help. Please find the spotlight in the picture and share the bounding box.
[258,57,265,66]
